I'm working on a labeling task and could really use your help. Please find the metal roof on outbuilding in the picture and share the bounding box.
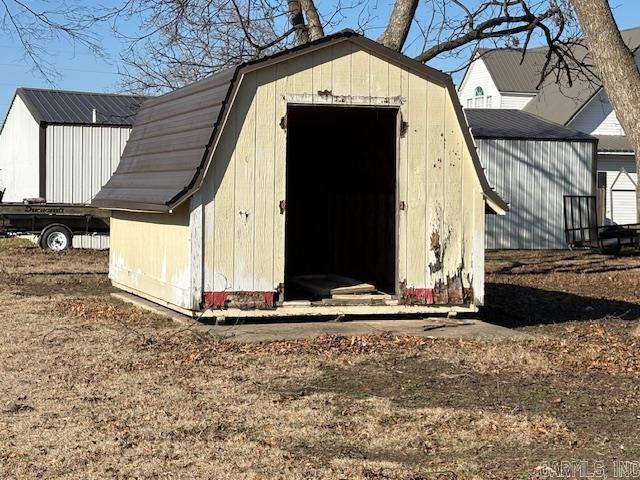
[93,30,508,214]
[15,88,147,127]
[465,109,596,142]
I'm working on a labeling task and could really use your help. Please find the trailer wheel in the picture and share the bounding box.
[41,226,72,252]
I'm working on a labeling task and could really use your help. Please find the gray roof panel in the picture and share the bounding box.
[465,109,596,141]
[16,88,147,126]
[477,48,547,93]
[596,135,634,153]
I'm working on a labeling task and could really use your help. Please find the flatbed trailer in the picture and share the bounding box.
[0,202,110,251]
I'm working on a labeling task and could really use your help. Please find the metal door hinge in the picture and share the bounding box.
[279,200,286,214]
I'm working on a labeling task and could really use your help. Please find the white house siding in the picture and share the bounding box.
[45,125,130,248]
[478,139,595,249]
[597,154,637,225]
[0,96,40,202]
[458,59,501,109]
[570,90,625,136]
[500,94,535,109]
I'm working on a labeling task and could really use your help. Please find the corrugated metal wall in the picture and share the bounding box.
[477,139,595,249]
[45,125,130,248]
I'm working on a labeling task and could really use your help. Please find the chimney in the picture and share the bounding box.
[92,108,97,123]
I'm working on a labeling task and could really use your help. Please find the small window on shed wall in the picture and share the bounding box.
[597,171,607,189]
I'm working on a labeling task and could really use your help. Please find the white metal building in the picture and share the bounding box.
[459,27,640,224]
[0,88,145,247]
[466,109,597,249]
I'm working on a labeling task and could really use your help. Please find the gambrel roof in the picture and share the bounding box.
[93,30,507,214]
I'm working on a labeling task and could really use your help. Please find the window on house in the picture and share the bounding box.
[466,98,473,108]
[485,96,492,108]
[473,86,486,108]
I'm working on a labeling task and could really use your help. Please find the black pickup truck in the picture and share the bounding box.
[0,201,110,251]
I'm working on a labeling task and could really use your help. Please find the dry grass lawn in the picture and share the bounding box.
[1,238,640,479]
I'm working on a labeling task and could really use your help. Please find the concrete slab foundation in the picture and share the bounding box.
[112,291,528,342]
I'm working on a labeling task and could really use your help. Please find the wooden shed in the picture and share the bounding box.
[93,30,507,319]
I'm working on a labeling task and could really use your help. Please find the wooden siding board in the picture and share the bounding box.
[406,72,427,288]
[254,67,277,290]
[425,83,446,288]
[312,47,333,102]
[273,62,288,290]
[442,97,463,283]
[331,42,352,98]
[212,91,238,292]
[233,74,257,290]
[350,45,370,98]
[394,64,408,284]
[370,53,390,100]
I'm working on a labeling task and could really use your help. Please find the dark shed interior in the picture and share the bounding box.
[284,105,398,299]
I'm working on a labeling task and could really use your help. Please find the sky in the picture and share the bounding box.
[0,0,639,118]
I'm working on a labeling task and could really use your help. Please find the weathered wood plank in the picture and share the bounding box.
[273,62,288,290]
[331,42,352,100]
[425,83,446,289]
[406,72,428,288]
[370,52,390,102]
[232,75,257,290]
[312,47,333,103]
[189,191,203,309]
[391,63,407,286]
[254,67,277,291]
[211,82,239,292]
[350,45,370,99]
[442,94,464,292]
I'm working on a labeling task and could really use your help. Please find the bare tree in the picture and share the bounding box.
[1,0,593,104]
[109,0,592,94]
[572,0,640,220]
[0,0,107,83]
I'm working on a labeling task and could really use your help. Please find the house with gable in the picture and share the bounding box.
[460,26,640,225]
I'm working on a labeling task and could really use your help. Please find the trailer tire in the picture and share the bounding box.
[40,226,72,252]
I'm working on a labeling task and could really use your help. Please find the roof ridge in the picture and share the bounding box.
[17,87,147,98]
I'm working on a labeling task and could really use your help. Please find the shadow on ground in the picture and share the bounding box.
[481,283,640,327]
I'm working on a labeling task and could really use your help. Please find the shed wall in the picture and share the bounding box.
[199,42,486,305]
[0,96,40,202]
[478,138,595,249]
[46,124,130,248]
[109,204,191,308]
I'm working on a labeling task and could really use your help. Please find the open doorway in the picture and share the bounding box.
[284,105,398,301]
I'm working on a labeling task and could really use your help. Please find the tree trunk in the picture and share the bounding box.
[299,0,324,41]
[287,0,309,44]
[377,0,419,51]
[572,0,640,221]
